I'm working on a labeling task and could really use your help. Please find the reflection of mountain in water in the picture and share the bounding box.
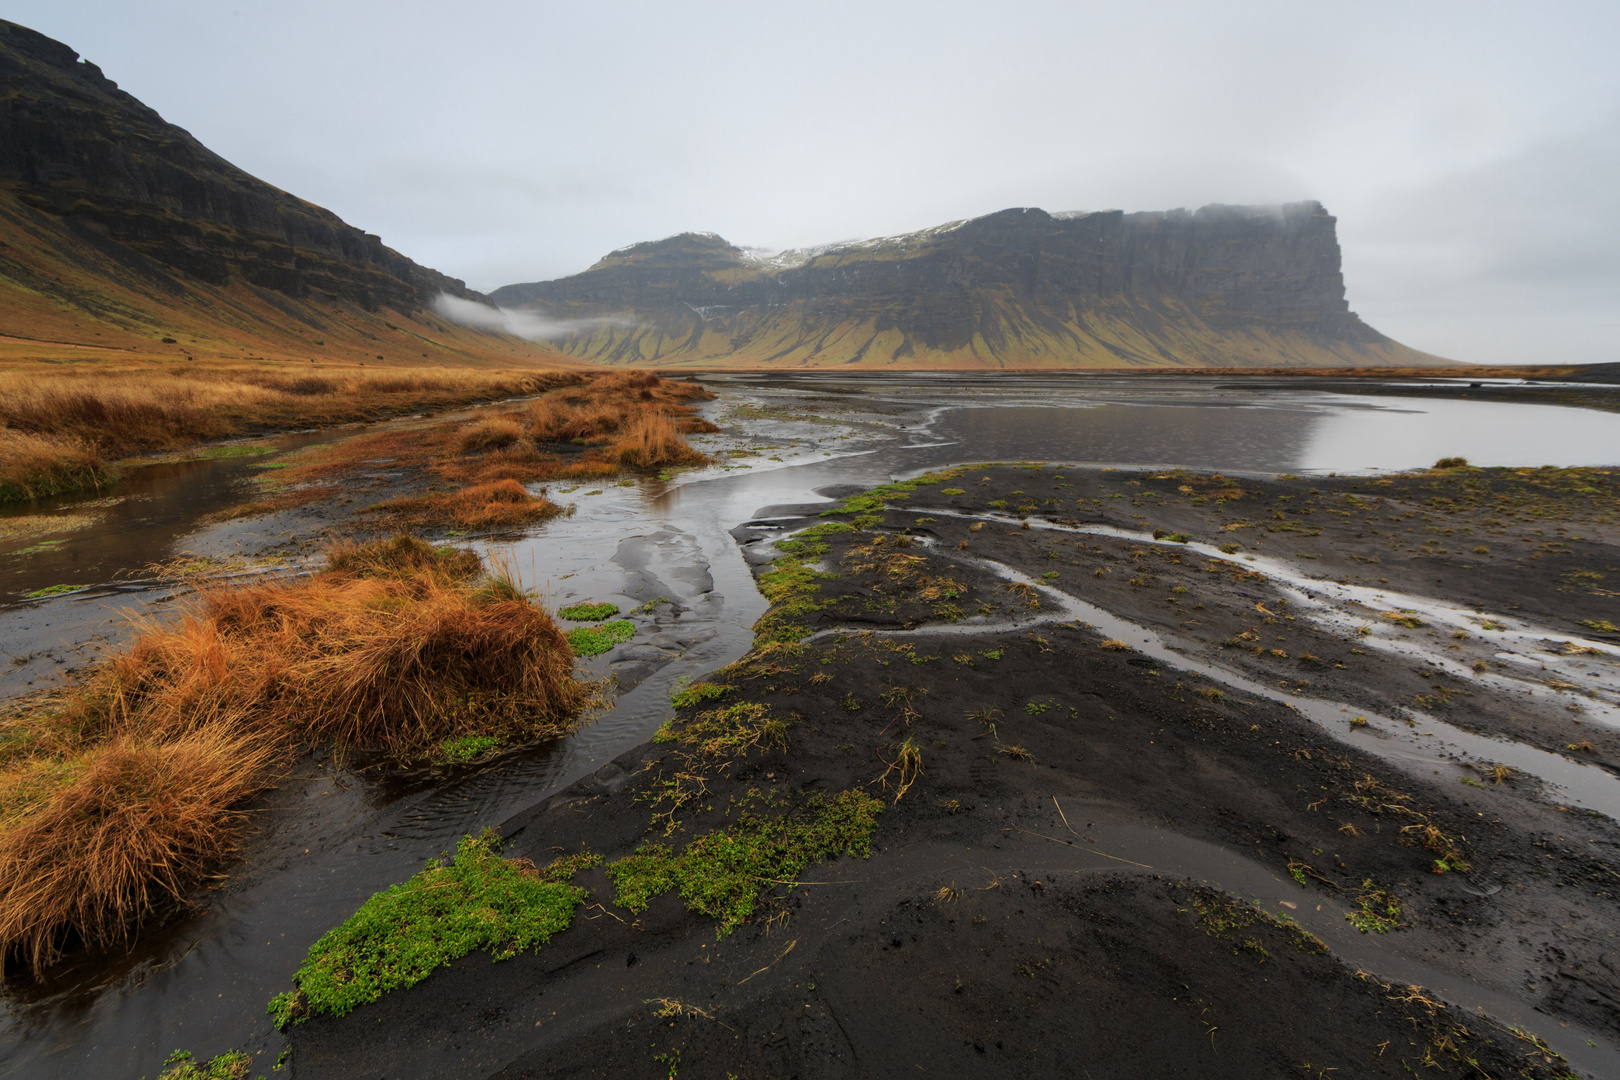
[935,403,1319,472]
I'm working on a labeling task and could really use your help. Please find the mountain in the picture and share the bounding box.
[490,205,1445,369]
[0,19,559,367]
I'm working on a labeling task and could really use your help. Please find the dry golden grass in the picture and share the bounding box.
[0,724,276,973]
[457,417,526,453]
[0,537,588,973]
[366,478,566,531]
[615,410,710,469]
[0,364,582,503]
[0,427,116,501]
[249,370,714,525]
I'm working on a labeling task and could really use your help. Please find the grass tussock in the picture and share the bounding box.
[0,724,277,973]
[82,538,585,757]
[615,411,709,469]
[367,478,567,531]
[0,427,117,502]
[250,370,713,522]
[0,537,589,974]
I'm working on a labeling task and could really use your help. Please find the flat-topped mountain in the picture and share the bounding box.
[0,19,552,366]
[491,205,1444,368]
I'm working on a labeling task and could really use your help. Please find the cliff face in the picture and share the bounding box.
[0,19,473,312]
[491,205,1441,368]
[0,19,567,368]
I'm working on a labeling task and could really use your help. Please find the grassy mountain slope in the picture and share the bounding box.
[492,207,1448,369]
[0,18,564,370]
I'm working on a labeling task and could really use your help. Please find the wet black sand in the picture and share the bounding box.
[284,464,1620,1080]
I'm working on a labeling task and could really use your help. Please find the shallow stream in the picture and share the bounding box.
[2,373,1618,1079]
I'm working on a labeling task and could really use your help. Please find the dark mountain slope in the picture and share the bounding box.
[0,19,556,367]
[492,204,1446,369]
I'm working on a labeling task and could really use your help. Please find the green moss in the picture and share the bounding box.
[670,681,729,709]
[1182,887,1326,955]
[1345,880,1405,933]
[557,602,621,621]
[654,701,785,756]
[565,619,635,656]
[23,583,79,599]
[154,1049,256,1080]
[606,790,882,935]
[438,733,500,762]
[752,525,850,643]
[268,831,598,1026]
[198,445,274,460]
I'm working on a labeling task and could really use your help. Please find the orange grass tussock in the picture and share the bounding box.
[366,478,567,531]
[0,427,115,502]
[0,537,590,974]
[0,724,277,974]
[615,410,709,469]
[249,370,715,523]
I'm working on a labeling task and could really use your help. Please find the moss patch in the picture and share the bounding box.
[268,831,598,1026]
[437,733,500,763]
[669,681,729,709]
[557,602,621,621]
[565,619,635,657]
[154,1049,255,1079]
[607,790,882,935]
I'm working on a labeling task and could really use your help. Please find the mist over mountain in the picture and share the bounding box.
[489,204,1444,368]
[0,19,551,366]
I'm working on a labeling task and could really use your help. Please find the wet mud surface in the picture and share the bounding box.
[287,465,1619,1080]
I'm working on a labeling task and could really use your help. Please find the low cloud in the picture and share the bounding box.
[430,293,629,341]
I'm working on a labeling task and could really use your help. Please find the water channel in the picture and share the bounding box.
[2,373,1618,1078]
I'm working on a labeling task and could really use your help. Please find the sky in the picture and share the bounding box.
[7,0,1619,365]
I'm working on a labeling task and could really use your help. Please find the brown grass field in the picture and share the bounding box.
[0,363,597,502]
[0,538,590,974]
[243,369,715,528]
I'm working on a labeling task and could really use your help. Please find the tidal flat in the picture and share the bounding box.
[279,461,1620,1080]
[1,373,1618,1079]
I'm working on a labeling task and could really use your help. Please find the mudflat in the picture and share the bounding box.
[284,462,1619,1079]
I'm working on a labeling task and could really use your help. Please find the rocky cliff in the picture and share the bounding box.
[491,205,1443,368]
[0,19,565,367]
[0,19,476,312]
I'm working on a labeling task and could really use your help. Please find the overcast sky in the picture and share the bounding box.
[8,1,1618,364]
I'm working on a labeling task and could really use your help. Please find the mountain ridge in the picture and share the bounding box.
[490,203,1445,369]
[0,19,563,368]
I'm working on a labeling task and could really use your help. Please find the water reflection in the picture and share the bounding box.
[1301,394,1620,470]
[933,402,1319,472]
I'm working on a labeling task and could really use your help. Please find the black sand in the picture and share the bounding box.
[283,463,1619,1079]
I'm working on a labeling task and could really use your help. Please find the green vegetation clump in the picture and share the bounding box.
[565,619,635,656]
[1182,886,1326,955]
[1345,880,1404,933]
[752,522,850,643]
[669,681,729,709]
[198,445,275,460]
[268,831,598,1026]
[557,602,621,621]
[154,1049,255,1079]
[607,790,882,935]
[1580,619,1617,633]
[438,733,500,762]
[23,583,79,599]
[819,469,966,520]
